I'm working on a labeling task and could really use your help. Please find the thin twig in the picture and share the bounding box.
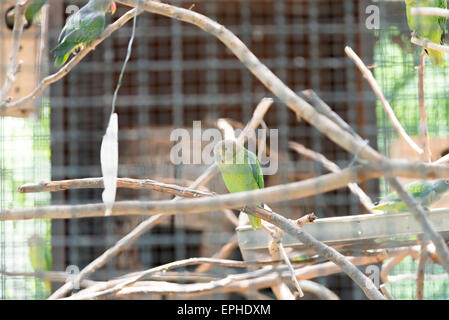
[289,141,375,212]
[381,253,409,284]
[17,177,213,198]
[433,153,449,164]
[267,226,298,300]
[345,46,423,156]
[416,241,430,300]
[295,212,317,227]
[410,7,449,18]
[411,36,449,54]
[418,51,432,162]
[379,284,394,300]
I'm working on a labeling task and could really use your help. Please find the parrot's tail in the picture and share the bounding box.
[53,52,71,68]
[248,214,262,230]
[427,49,444,67]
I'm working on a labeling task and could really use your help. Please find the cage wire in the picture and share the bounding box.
[0,0,448,300]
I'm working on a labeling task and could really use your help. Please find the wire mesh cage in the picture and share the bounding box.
[0,0,448,300]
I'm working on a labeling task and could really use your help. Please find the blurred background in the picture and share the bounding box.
[1,0,448,299]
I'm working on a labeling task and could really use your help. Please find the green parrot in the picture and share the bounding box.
[373,179,449,212]
[52,0,117,68]
[5,0,47,28]
[213,139,264,230]
[28,235,52,295]
[405,0,447,67]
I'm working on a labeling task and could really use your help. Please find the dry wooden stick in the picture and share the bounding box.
[379,284,394,300]
[296,280,340,300]
[49,98,272,299]
[416,241,430,300]
[411,36,449,54]
[418,51,432,162]
[411,7,449,18]
[267,226,300,300]
[380,252,409,284]
[433,153,449,164]
[0,0,32,110]
[345,46,423,156]
[289,141,375,212]
[17,177,213,198]
[1,7,142,112]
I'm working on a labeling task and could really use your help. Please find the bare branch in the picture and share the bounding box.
[411,7,449,18]
[411,36,449,54]
[289,141,375,212]
[345,46,423,156]
[416,241,430,300]
[18,177,212,198]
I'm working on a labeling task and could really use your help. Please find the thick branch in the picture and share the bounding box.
[411,36,449,54]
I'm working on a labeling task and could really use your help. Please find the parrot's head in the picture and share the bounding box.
[434,179,449,194]
[90,0,116,14]
[27,235,45,247]
[109,1,117,15]
[213,139,243,165]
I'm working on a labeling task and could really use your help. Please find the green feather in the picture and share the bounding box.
[28,235,52,295]
[373,179,449,213]
[52,0,113,67]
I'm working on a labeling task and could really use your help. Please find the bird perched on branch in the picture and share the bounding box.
[5,0,47,29]
[405,0,447,67]
[213,139,265,230]
[28,235,52,295]
[373,179,449,212]
[52,0,117,68]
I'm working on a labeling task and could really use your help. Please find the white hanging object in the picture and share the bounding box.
[100,113,118,216]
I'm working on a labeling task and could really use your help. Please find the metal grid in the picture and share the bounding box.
[0,0,448,300]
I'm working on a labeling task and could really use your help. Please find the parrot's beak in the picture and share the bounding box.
[110,2,117,15]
